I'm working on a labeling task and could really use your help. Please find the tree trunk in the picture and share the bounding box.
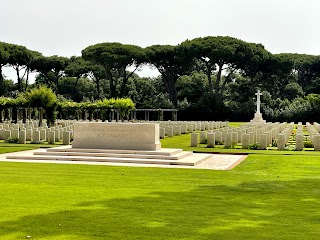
[15,68,22,92]
[55,75,59,93]
[120,79,127,98]
[4,108,9,121]
[89,110,93,121]
[110,79,116,98]
[96,78,101,99]
[74,76,80,88]
[25,68,30,91]
[11,107,18,124]
[162,74,178,107]
[206,63,213,92]
[0,66,4,96]
[104,66,116,98]
[120,65,139,97]
[220,69,236,97]
[171,74,178,107]
[38,108,43,127]
[22,108,27,123]
[215,64,223,95]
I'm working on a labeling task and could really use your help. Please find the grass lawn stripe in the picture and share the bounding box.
[0,154,320,239]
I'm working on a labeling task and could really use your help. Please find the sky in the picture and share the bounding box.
[1,0,320,81]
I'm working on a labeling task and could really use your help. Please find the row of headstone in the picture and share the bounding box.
[190,121,320,151]
[306,122,320,150]
[190,122,286,149]
[245,122,286,149]
[142,121,229,139]
[190,122,319,150]
[295,122,304,151]
[0,120,74,145]
[276,123,294,150]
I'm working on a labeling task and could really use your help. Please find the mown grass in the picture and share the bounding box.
[0,140,60,154]
[227,122,246,127]
[1,127,320,239]
[0,155,320,239]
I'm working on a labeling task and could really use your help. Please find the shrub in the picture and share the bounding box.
[25,85,57,127]
[271,139,278,147]
[113,98,135,122]
[248,143,260,150]
[5,137,19,143]
[200,139,207,144]
[224,143,237,149]
[284,145,296,151]
[304,141,314,148]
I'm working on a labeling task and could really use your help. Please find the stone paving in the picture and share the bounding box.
[0,148,247,170]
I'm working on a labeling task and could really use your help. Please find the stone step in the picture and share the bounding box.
[34,150,193,160]
[174,153,213,166]
[46,146,183,156]
[6,153,212,166]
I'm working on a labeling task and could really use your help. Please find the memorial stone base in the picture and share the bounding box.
[250,112,266,124]
[7,122,213,167]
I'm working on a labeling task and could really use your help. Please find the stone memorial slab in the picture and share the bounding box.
[224,133,232,148]
[72,122,161,151]
[63,131,71,145]
[19,130,26,144]
[242,134,250,149]
[4,130,11,140]
[160,128,165,139]
[191,133,199,147]
[207,133,215,148]
[48,131,55,144]
[295,134,304,151]
[200,132,207,144]
[314,135,320,151]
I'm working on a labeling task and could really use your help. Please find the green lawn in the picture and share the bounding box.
[0,141,60,154]
[227,122,246,127]
[0,155,320,239]
[1,131,320,239]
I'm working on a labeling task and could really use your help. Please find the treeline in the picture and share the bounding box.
[0,86,135,126]
[1,36,320,122]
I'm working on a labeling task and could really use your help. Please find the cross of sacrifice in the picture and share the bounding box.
[255,90,262,113]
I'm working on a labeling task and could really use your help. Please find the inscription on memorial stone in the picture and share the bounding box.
[72,122,161,150]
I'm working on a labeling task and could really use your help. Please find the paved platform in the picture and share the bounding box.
[0,148,247,170]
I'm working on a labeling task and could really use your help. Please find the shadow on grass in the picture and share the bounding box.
[1,179,320,239]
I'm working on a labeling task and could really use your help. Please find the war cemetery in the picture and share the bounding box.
[1,38,320,239]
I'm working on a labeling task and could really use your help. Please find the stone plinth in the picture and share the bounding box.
[250,112,266,124]
[72,122,161,151]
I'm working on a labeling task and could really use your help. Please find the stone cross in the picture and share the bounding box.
[255,90,262,113]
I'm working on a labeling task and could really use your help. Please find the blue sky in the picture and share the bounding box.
[1,0,319,80]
